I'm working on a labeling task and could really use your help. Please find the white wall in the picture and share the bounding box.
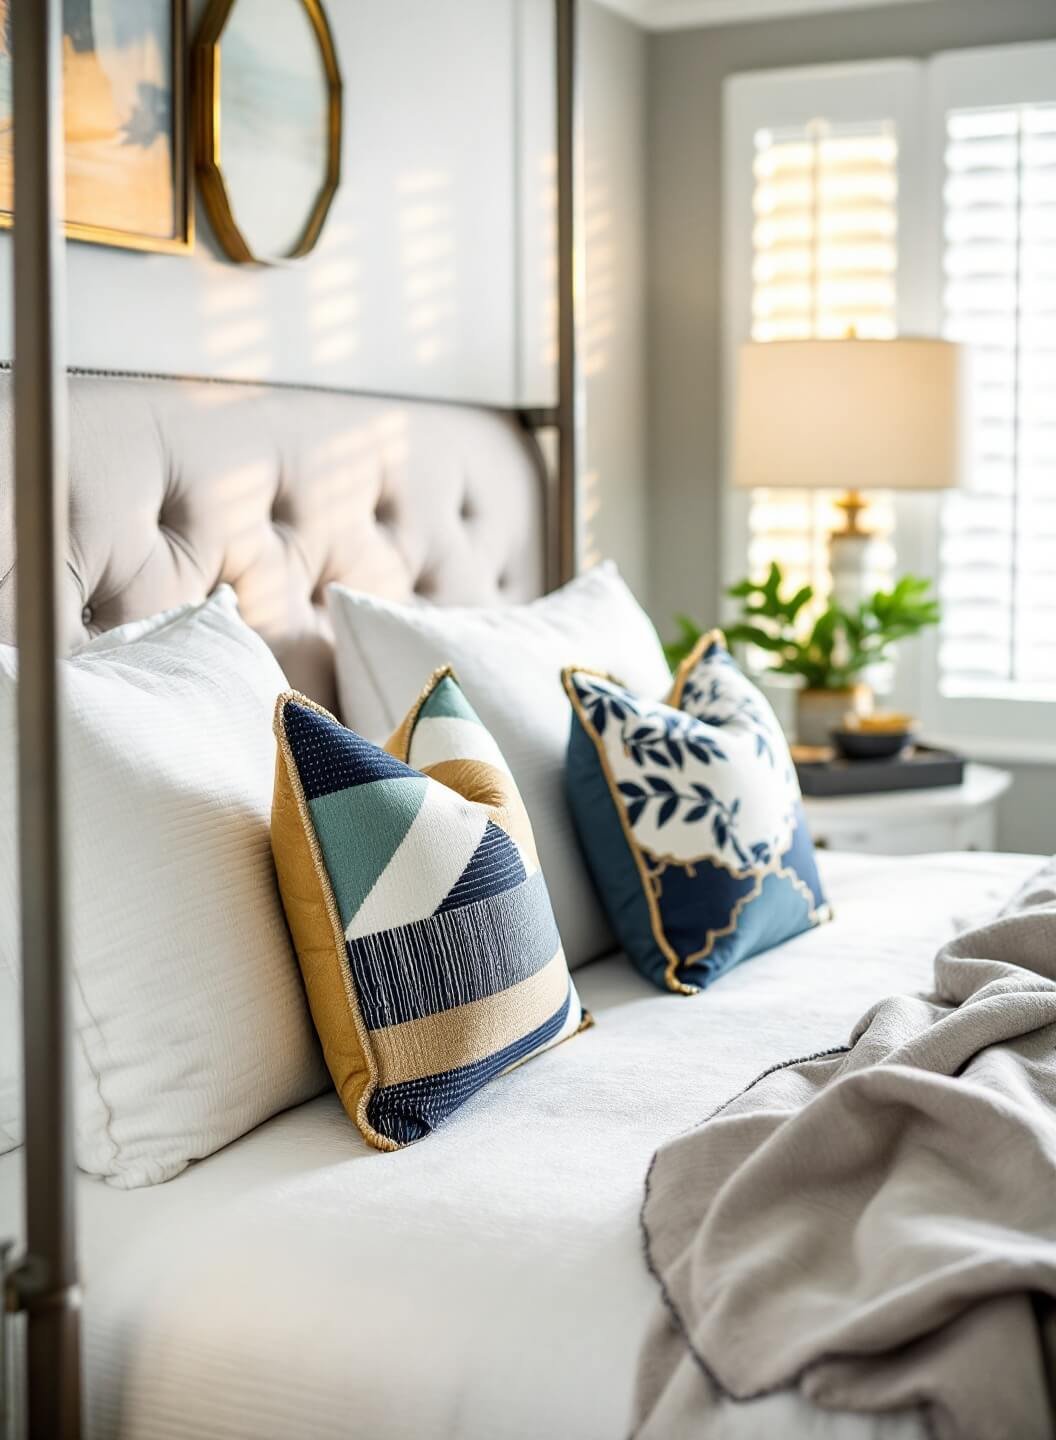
[0,1,521,402]
[514,0,652,596]
[0,0,649,589]
[581,0,649,598]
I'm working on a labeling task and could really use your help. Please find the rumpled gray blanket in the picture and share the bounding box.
[635,860,1056,1440]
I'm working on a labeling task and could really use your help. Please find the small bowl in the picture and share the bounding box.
[831,727,913,762]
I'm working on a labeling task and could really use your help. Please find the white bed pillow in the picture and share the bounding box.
[327,563,673,967]
[0,587,326,1186]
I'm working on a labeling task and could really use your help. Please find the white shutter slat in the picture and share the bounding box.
[940,99,1056,696]
[749,118,898,598]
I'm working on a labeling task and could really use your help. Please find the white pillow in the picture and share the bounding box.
[0,587,326,1186]
[327,562,673,967]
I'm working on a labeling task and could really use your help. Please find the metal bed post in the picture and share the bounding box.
[555,0,580,585]
[7,0,81,1437]
[0,2,576,1431]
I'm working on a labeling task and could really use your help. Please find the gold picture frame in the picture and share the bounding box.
[0,0,192,255]
[194,0,342,266]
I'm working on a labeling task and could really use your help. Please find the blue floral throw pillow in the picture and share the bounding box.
[562,631,829,994]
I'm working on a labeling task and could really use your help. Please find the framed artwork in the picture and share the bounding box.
[0,0,192,254]
[195,0,341,265]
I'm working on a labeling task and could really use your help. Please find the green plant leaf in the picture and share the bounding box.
[787,585,814,620]
[722,562,940,689]
[724,622,789,653]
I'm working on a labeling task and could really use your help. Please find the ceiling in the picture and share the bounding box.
[596,0,935,29]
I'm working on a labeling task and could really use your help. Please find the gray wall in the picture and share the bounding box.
[645,0,1056,854]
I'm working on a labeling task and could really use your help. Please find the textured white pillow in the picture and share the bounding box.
[0,587,326,1186]
[327,563,673,967]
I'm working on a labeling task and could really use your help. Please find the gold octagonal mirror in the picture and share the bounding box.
[195,0,342,265]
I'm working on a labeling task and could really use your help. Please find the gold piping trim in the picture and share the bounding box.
[498,976,595,1080]
[564,661,829,992]
[385,665,540,864]
[681,873,765,966]
[562,666,697,995]
[668,631,833,939]
[639,804,795,880]
[273,690,398,1153]
[680,858,829,966]
[278,675,589,1142]
[668,628,727,708]
[385,663,459,762]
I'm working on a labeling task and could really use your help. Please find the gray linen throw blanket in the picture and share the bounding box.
[635,860,1056,1440]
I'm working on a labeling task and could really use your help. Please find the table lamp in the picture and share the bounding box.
[732,337,970,607]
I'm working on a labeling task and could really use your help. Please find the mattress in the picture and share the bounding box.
[0,850,1041,1440]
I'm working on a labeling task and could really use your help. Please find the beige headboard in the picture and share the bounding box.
[0,371,549,712]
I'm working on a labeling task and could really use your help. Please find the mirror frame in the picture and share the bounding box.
[194,0,343,265]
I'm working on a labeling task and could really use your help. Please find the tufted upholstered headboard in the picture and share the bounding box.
[0,371,550,713]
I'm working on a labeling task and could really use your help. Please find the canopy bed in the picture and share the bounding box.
[2,4,1053,1440]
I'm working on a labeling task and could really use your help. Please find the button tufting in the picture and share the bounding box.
[460,496,474,522]
[496,571,509,593]
[81,604,93,627]
[374,495,395,526]
[158,488,182,533]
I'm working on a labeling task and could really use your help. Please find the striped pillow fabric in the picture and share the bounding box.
[271,667,588,1149]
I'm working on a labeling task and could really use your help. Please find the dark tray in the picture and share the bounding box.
[794,745,966,798]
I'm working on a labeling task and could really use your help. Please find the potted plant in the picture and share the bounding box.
[666,563,941,747]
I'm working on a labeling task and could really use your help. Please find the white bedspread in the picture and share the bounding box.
[0,851,1040,1440]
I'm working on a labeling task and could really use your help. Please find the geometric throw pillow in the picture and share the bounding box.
[563,631,829,995]
[271,666,588,1149]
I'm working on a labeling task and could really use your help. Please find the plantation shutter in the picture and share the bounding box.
[748,120,897,602]
[938,101,1056,697]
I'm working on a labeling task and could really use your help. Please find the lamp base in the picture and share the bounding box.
[829,529,888,611]
[833,487,870,537]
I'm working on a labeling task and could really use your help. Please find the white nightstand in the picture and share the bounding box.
[802,763,1012,855]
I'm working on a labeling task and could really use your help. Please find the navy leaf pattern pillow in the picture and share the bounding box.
[562,632,829,994]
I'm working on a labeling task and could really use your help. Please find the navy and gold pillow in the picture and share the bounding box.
[271,667,588,1150]
[563,631,829,995]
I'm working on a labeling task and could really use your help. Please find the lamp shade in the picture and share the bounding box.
[732,338,970,491]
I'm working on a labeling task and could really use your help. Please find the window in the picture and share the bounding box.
[748,118,898,602]
[937,101,1056,698]
[725,45,1056,752]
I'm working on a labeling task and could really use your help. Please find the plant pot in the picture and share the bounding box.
[796,685,872,748]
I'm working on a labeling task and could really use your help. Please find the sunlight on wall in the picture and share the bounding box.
[298,411,412,598]
[397,170,457,367]
[199,267,273,379]
[582,153,614,381]
[538,152,558,374]
[581,466,603,571]
[308,218,362,367]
